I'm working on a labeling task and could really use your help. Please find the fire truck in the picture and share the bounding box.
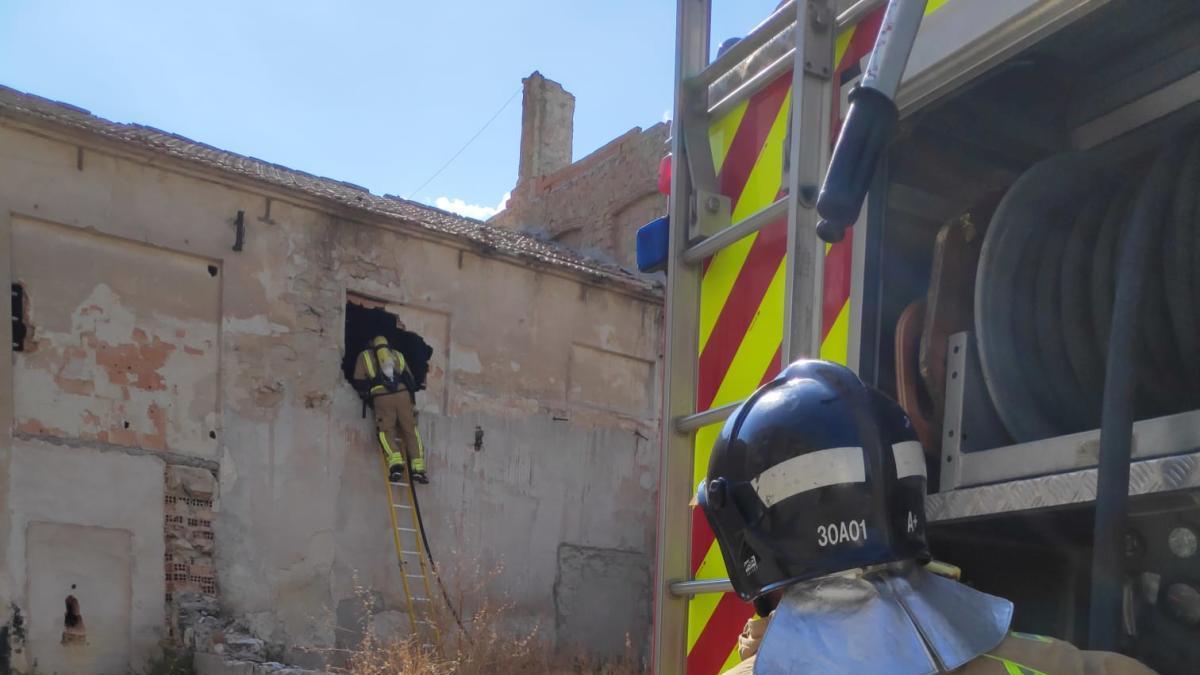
[643,1,1200,673]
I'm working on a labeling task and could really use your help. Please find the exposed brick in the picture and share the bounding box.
[491,74,668,271]
[163,464,218,643]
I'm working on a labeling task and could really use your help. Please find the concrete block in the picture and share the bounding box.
[333,592,382,651]
[169,465,217,500]
[224,633,266,663]
[553,544,651,660]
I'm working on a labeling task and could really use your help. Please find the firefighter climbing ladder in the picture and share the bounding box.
[381,428,440,643]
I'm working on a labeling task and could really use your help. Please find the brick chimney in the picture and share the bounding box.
[518,71,575,180]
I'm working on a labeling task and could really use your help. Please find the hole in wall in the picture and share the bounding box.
[341,299,433,391]
[61,595,85,645]
[209,430,217,439]
[11,283,28,352]
[63,597,81,628]
[207,265,219,277]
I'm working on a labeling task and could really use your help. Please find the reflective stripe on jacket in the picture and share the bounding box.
[354,346,409,397]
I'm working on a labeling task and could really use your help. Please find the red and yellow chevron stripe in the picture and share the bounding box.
[682,4,930,671]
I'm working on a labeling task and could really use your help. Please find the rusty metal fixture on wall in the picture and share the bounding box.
[232,210,245,252]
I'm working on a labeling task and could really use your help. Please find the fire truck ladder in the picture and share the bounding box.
[381,427,440,643]
[654,0,925,672]
[654,1,840,671]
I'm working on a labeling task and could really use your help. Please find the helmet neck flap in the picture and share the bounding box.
[753,563,1013,675]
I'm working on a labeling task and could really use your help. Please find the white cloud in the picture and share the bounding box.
[662,109,673,123]
[435,192,510,220]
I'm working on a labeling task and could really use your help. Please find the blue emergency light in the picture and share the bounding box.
[636,216,669,273]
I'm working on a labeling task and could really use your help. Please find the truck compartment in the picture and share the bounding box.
[871,0,1200,487]
[930,490,1200,674]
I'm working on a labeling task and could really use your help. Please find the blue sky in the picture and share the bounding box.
[0,1,777,220]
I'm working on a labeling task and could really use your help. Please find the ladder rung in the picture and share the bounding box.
[838,1,888,30]
[690,0,797,89]
[394,503,412,509]
[411,597,430,603]
[397,526,418,533]
[683,196,789,263]
[676,400,742,433]
[390,481,410,488]
[709,48,795,120]
[670,577,734,596]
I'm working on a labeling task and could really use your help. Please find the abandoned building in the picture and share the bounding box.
[489,72,669,272]
[0,83,664,673]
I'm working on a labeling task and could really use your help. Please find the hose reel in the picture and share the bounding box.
[975,129,1200,444]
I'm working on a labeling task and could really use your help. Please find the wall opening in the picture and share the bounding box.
[11,283,28,351]
[342,299,434,391]
[60,596,85,645]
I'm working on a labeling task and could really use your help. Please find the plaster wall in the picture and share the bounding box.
[0,119,662,667]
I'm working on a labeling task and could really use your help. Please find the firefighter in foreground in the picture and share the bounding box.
[353,334,428,484]
[698,359,1154,675]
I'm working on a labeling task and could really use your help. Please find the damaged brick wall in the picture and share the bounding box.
[164,465,218,643]
[10,217,221,458]
[490,123,669,271]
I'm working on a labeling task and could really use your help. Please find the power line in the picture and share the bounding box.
[407,88,521,199]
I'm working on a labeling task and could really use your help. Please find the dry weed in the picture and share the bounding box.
[331,562,642,675]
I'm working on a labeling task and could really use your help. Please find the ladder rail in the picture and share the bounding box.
[383,454,422,636]
[652,2,709,672]
[380,424,442,647]
[401,429,439,621]
[654,2,836,673]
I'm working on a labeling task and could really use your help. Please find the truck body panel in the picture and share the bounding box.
[656,1,1200,673]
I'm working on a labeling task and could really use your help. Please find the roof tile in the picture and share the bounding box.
[0,85,658,295]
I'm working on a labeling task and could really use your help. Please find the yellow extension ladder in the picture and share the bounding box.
[381,426,440,644]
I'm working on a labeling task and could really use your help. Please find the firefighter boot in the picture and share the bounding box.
[410,457,428,484]
[388,463,406,483]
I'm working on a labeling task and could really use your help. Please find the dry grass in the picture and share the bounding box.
[331,564,642,675]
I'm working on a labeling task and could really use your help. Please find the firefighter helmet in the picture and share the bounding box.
[697,359,930,600]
